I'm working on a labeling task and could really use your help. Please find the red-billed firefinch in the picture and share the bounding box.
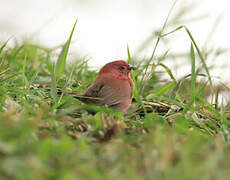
[76,60,136,112]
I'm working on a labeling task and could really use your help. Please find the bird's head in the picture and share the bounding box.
[98,60,136,79]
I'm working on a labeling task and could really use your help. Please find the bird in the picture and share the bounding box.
[74,60,136,112]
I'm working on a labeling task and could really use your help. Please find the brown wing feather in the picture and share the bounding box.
[83,79,131,108]
[78,82,104,104]
[97,84,129,107]
[84,82,104,97]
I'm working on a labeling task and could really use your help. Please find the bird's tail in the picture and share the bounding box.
[58,90,101,103]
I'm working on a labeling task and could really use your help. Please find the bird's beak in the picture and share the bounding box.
[128,65,136,70]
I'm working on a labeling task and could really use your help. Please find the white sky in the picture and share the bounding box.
[0,0,230,83]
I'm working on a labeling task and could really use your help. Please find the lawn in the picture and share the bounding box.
[0,11,230,180]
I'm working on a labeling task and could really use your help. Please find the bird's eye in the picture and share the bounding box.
[120,66,126,70]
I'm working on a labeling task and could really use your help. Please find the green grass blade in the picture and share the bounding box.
[127,45,147,114]
[22,55,27,86]
[184,26,213,90]
[149,81,176,95]
[182,81,207,114]
[170,80,181,100]
[51,63,58,104]
[190,43,196,100]
[0,38,10,55]
[140,0,178,94]
[158,63,176,82]
[55,20,78,81]
[161,25,213,93]
[127,44,133,65]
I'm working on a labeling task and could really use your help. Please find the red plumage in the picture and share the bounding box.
[77,60,136,112]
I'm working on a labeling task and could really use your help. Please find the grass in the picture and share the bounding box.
[1,5,230,180]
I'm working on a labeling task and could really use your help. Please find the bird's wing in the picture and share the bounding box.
[84,82,104,98]
[84,82,131,107]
